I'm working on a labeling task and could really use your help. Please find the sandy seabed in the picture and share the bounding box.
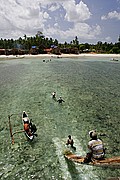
[0,53,120,59]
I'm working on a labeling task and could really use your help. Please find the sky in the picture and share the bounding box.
[0,0,120,44]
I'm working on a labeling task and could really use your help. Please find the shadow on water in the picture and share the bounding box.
[27,138,38,149]
[65,157,80,180]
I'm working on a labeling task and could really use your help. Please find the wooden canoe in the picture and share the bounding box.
[24,130,34,141]
[64,151,120,167]
[22,111,34,141]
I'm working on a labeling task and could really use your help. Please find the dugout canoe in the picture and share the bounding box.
[64,151,120,167]
[22,111,34,141]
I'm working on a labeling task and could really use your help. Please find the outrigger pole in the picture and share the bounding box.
[8,114,24,145]
[8,114,14,144]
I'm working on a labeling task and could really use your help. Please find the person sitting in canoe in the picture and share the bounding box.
[66,135,76,151]
[23,117,37,136]
[29,121,37,137]
[84,130,105,163]
[57,96,65,104]
[23,120,32,136]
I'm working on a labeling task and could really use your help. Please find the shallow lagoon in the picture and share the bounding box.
[0,56,120,180]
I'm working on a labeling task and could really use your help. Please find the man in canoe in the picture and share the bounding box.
[23,118,37,136]
[84,130,105,163]
[23,120,32,136]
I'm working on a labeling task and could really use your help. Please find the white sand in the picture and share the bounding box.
[0,53,120,59]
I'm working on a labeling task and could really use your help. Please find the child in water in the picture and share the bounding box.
[57,96,65,104]
[66,135,76,151]
[52,92,56,99]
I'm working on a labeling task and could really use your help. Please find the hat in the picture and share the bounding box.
[89,130,97,138]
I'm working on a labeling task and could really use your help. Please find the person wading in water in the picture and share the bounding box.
[57,96,65,104]
[52,92,56,99]
[66,135,76,151]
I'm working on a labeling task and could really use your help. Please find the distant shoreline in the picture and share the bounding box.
[0,53,120,59]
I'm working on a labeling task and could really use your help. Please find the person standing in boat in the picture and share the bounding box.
[66,135,76,150]
[84,130,105,163]
[57,96,65,104]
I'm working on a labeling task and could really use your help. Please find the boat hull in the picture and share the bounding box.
[24,131,34,141]
[22,111,35,141]
[64,151,120,167]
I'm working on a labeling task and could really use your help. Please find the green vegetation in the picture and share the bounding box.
[0,32,120,55]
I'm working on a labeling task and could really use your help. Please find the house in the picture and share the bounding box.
[29,46,39,55]
[43,48,53,54]
[0,49,6,55]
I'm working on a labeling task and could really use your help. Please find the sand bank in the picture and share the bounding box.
[0,53,120,59]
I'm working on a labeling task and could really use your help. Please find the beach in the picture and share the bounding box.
[0,53,120,60]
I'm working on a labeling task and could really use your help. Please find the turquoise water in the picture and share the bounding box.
[0,57,120,180]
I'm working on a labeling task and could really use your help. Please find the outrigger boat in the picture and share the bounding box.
[22,111,37,141]
[64,150,120,168]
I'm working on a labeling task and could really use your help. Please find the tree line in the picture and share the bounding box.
[0,31,120,54]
